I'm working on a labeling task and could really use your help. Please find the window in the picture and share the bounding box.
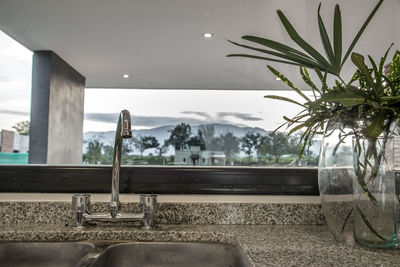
[0,29,318,195]
[0,31,31,164]
[83,88,320,168]
[1,0,398,195]
[0,32,320,168]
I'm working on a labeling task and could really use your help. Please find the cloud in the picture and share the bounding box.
[0,73,11,81]
[133,116,209,127]
[0,110,263,129]
[0,110,29,116]
[181,110,263,122]
[181,111,210,118]
[85,113,237,128]
[85,111,263,129]
[216,112,263,121]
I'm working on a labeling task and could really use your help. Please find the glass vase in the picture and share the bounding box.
[353,136,397,248]
[318,123,355,244]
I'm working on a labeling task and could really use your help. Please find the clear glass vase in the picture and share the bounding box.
[318,123,355,244]
[353,136,397,248]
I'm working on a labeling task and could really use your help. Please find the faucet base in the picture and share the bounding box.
[83,212,145,223]
[72,194,158,229]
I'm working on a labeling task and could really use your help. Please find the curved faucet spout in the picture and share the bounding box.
[111,110,132,218]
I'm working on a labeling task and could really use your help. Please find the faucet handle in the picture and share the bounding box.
[72,193,91,213]
[141,194,157,213]
[72,193,91,228]
[140,194,158,228]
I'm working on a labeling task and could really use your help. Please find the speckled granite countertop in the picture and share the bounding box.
[0,223,399,267]
[0,201,325,225]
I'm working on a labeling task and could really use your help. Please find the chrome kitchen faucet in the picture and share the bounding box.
[72,110,157,229]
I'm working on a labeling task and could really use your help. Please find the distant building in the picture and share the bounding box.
[0,130,29,153]
[0,130,29,164]
[0,130,14,153]
[174,146,226,166]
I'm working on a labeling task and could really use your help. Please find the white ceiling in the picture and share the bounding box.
[0,0,399,90]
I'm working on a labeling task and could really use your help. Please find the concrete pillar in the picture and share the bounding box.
[395,136,400,171]
[0,130,15,153]
[29,51,85,164]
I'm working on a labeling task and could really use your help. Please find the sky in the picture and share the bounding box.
[84,89,305,132]
[0,29,306,133]
[0,31,32,131]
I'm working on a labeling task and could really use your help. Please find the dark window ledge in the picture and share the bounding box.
[0,165,318,195]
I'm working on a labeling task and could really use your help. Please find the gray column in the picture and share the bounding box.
[29,51,85,164]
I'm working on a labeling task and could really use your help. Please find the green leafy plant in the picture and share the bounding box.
[228,1,383,78]
[227,0,400,156]
[227,0,386,156]
[228,0,400,244]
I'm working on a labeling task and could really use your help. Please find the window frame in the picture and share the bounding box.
[0,165,318,195]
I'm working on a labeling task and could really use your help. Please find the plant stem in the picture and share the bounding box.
[341,207,353,234]
[356,204,386,241]
[338,76,347,86]
[353,132,391,242]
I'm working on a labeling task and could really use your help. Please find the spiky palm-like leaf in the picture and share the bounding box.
[227,0,384,78]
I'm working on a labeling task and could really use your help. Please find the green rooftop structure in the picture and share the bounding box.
[0,152,29,164]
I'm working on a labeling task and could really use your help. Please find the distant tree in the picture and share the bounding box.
[259,135,272,161]
[166,123,191,150]
[265,132,290,163]
[101,142,132,164]
[240,132,264,164]
[187,130,206,150]
[12,120,30,135]
[102,145,114,164]
[284,135,317,166]
[83,139,103,164]
[199,125,215,149]
[251,133,264,163]
[287,134,301,156]
[259,133,305,164]
[132,135,159,157]
[122,142,132,155]
[301,146,317,166]
[240,133,255,163]
[156,140,169,159]
[213,132,239,163]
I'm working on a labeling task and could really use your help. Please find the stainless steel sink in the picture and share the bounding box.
[0,241,252,267]
[89,242,252,267]
[0,242,95,267]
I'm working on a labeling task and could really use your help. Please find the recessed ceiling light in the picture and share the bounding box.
[122,74,129,78]
[203,33,213,38]
[275,77,281,81]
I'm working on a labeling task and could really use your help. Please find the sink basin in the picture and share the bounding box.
[0,241,252,267]
[89,242,252,267]
[0,242,95,267]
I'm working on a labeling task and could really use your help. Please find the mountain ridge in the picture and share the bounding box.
[83,123,321,157]
[83,123,270,155]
